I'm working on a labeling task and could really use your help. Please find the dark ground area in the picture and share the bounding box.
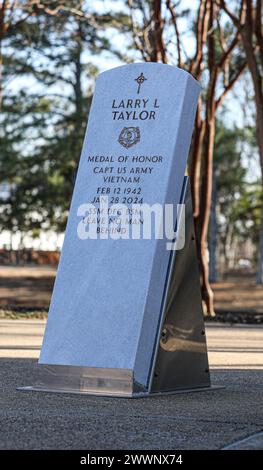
[0,267,262,450]
[0,358,262,450]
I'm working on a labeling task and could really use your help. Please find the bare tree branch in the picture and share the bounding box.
[128,0,150,61]
[189,0,210,78]
[216,60,247,109]
[166,0,183,67]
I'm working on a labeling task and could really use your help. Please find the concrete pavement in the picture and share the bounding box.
[0,320,262,449]
[1,320,263,367]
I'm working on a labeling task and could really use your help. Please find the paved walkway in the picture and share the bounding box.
[0,320,262,449]
[1,320,263,367]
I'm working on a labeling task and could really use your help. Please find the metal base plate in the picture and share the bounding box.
[17,385,223,399]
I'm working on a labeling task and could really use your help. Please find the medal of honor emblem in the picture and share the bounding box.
[118,126,140,148]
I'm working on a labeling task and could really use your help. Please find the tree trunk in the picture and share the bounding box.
[70,19,83,186]
[209,169,218,282]
[189,98,205,218]
[240,3,263,283]
[257,211,263,284]
[197,111,216,315]
[151,0,167,62]
[195,1,216,316]
[0,0,7,109]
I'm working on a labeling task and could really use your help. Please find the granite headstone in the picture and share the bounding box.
[38,63,202,391]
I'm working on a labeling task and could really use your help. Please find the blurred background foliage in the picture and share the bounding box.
[0,1,262,315]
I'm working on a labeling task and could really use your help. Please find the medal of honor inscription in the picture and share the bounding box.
[19,63,213,397]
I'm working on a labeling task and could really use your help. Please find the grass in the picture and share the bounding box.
[0,309,48,319]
